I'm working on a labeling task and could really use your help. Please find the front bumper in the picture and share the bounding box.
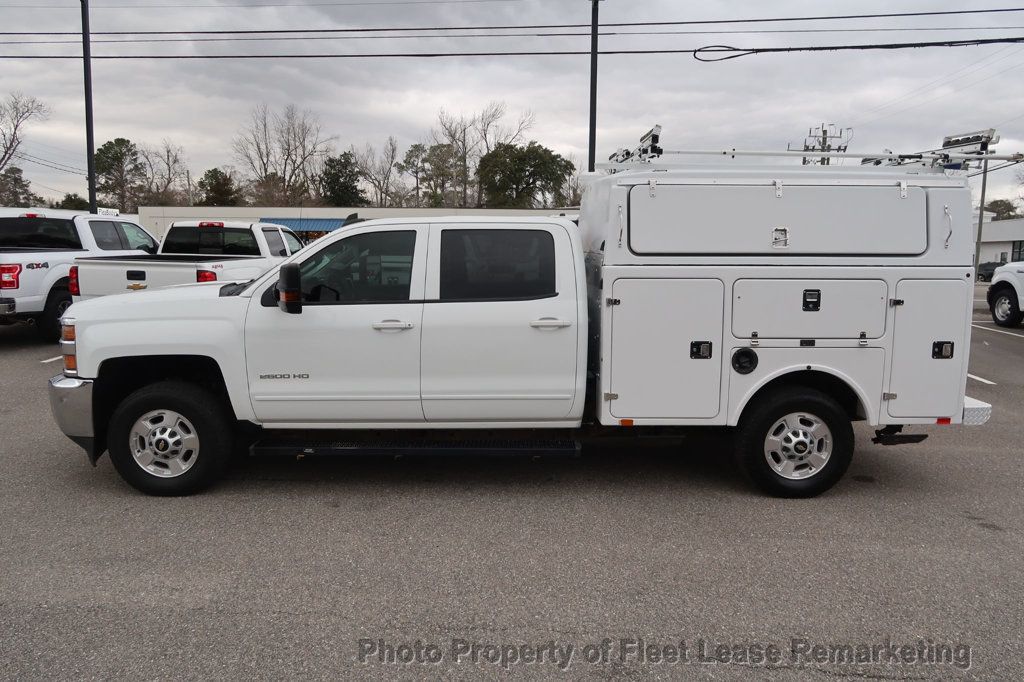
[48,375,97,460]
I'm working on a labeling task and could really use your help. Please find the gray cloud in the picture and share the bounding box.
[2,0,1022,203]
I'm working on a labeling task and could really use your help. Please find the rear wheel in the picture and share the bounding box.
[37,287,72,341]
[735,387,853,498]
[991,288,1023,327]
[107,381,233,495]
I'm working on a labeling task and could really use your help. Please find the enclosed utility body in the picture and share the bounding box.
[581,163,982,430]
[48,138,994,498]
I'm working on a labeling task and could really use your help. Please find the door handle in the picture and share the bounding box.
[372,320,414,331]
[530,318,572,329]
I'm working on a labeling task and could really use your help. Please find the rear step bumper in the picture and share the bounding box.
[250,438,582,458]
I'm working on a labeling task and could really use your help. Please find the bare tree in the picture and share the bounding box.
[232,104,333,206]
[435,110,475,208]
[355,137,400,207]
[140,139,187,204]
[0,93,49,174]
[473,101,534,156]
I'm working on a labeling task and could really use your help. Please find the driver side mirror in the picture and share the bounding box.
[277,263,303,314]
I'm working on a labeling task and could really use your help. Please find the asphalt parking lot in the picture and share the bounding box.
[0,282,1021,680]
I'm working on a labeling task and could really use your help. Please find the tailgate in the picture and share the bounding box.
[75,258,199,297]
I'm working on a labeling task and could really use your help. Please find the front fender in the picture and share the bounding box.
[988,271,1024,305]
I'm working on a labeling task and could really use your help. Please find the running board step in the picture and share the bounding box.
[250,438,582,458]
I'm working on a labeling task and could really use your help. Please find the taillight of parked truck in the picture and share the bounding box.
[68,265,80,295]
[1,264,21,289]
[197,270,217,283]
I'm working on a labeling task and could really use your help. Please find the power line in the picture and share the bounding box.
[968,159,1023,176]
[2,0,528,8]
[856,55,1024,125]
[4,7,1024,34]
[7,26,1024,45]
[850,44,1022,122]
[3,35,1023,60]
[12,153,86,175]
[14,150,87,173]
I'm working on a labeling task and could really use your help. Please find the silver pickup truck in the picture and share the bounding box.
[72,221,304,302]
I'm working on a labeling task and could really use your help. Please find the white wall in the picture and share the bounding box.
[138,205,565,238]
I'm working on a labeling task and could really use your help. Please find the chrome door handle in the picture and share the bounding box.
[372,320,414,331]
[530,318,572,329]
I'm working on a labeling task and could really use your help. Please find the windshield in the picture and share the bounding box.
[0,217,82,250]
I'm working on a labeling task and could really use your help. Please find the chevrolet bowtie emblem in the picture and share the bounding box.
[126,283,148,291]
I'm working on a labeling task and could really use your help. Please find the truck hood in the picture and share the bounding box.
[994,261,1024,276]
[65,281,236,323]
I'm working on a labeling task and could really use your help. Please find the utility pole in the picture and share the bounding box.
[80,0,98,213]
[974,158,990,268]
[790,123,851,165]
[587,0,601,172]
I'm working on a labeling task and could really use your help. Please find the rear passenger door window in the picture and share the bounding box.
[89,221,125,250]
[262,228,287,257]
[439,229,556,301]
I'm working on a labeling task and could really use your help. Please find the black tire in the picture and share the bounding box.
[37,286,72,341]
[990,287,1023,327]
[734,387,854,498]
[107,381,233,496]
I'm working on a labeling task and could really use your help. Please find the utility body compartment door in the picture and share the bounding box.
[887,279,969,419]
[732,279,887,339]
[609,278,724,419]
[628,184,927,256]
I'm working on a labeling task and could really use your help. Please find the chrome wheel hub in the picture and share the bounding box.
[129,410,200,478]
[764,412,833,480]
[994,296,1012,322]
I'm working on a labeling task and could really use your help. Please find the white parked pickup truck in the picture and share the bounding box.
[0,208,158,339]
[72,220,303,302]
[987,261,1024,327]
[47,134,994,498]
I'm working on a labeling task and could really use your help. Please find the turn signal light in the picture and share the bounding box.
[68,265,80,295]
[196,270,218,283]
[61,325,76,342]
[280,290,300,303]
[63,354,77,374]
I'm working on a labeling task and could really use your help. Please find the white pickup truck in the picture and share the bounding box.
[0,208,158,339]
[47,137,994,499]
[987,261,1024,327]
[72,221,303,302]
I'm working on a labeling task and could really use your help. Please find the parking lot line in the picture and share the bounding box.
[968,373,997,385]
[972,323,1024,339]
[39,356,62,364]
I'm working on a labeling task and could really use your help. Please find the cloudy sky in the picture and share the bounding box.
[1,0,1022,205]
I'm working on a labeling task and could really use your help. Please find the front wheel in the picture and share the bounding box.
[107,381,233,495]
[734,387,853,498]
[991,289,1023,327]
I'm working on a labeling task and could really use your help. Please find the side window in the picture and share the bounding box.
[262,228,287,257]
[439,229,556,301]
[118,222,156,252]
[89,221,124,250]
[282,230,303,255]
[298,231,415,303]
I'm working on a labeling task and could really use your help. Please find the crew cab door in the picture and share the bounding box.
[420,223,579,422]
[244,224,428,424]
